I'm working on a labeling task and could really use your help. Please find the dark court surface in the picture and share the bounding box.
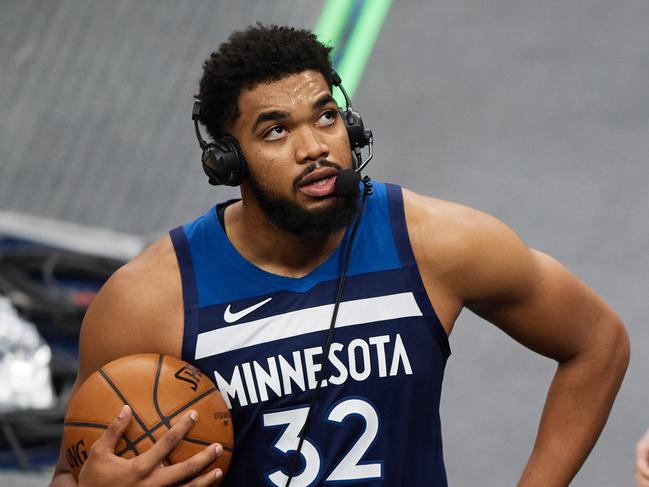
[1,1,647,485]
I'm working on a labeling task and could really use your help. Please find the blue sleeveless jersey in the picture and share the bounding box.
[170,182,450,486]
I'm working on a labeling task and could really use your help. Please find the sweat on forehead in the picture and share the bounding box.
[229,73,334,137]
[242,71,330,109]
[235,71,335,131]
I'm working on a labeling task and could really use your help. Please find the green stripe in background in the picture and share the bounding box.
[315,0,393,104]
[314,0,356,56]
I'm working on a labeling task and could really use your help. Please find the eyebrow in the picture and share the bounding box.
[251,94,337,133]
[252,110,289,132]
[312,93,336,110]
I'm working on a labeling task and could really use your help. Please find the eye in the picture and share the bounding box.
[316,109,337,127]
[263,126,286,141]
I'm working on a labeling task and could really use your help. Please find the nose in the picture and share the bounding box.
[294,126,329,164]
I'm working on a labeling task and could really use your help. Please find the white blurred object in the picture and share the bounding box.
[0,210,144,260]
[0,296,55,411]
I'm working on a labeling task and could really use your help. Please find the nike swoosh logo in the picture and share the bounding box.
[224,297,273,323]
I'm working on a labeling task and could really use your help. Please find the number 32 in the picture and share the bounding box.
[262,397,383,486]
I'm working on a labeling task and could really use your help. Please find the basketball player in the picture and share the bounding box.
[50,25,629,487]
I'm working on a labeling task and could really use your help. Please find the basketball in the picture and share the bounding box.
[62,353,233,481]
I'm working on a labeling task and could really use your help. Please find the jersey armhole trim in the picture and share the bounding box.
[386,184,451,360]
[170,226,200,362]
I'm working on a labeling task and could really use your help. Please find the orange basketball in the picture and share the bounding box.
[62,353,233,482]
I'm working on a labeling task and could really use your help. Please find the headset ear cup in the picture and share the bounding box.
[200,136,247,186]
[341,108,371,151]
[201,144,221,186]
[220,135,247,186]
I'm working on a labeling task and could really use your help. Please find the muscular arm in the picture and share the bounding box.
[405,190,630,487]
[50,236,184,485]
[468,248,628,486]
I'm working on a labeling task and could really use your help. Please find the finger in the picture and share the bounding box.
[637,464,649,485]
[183,467,223,487]
[94,405,132,453]
[638,442,649,476]
[638,462,649,479]
[637,470,649,487]
[638,462,649,480]
[137,410,199,472]
[162,443,223,485]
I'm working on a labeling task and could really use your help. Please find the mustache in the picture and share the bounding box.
[292,159,344,189]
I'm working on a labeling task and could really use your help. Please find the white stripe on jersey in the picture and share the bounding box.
[195,292,422,359]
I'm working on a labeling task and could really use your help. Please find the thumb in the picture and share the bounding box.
[95,405,132,453]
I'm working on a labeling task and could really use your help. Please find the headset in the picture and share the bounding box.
[191,71,373,186]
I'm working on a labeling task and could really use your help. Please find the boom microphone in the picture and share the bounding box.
[334,170,361,197]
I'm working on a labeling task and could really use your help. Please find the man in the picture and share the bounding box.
[50,25,629,486]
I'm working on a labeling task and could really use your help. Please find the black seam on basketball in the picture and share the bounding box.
[135,387,219,442]
[130,423,164,447]
[182,436,210,446]
[114,434,140,457]
[64,421,108,429]
[116,436,140,457]
[128,387,220,449]
[98,368,157,445]
[152,354,172,429]
[131,357,216,444]
[64,421,138,456]
[165,386,218,421]
[182,436,234,453]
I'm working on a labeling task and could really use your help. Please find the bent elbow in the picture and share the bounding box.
[595,314,630,381]
[611,317,630,375]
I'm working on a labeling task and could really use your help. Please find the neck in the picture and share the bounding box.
[224,197,348,279]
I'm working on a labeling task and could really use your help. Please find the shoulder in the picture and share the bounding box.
[77,233,183,383]
[397,187,627,363]
[400,187,538,305]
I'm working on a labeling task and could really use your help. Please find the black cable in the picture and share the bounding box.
[0,246,121,466]
[0,247,123,337]
[284,177,373,487]
[1,418,31,470]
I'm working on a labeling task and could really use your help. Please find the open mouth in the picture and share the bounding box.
[297,168,339,197]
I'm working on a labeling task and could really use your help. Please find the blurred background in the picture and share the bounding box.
[1,0,647,485]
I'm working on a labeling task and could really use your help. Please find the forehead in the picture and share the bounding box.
[237,70,331,121]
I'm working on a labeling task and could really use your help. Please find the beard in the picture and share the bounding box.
[246,161,358,240]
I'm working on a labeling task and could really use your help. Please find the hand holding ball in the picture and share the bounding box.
[63,354,233,484]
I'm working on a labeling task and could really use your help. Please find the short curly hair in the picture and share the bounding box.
[198,24,336,140]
